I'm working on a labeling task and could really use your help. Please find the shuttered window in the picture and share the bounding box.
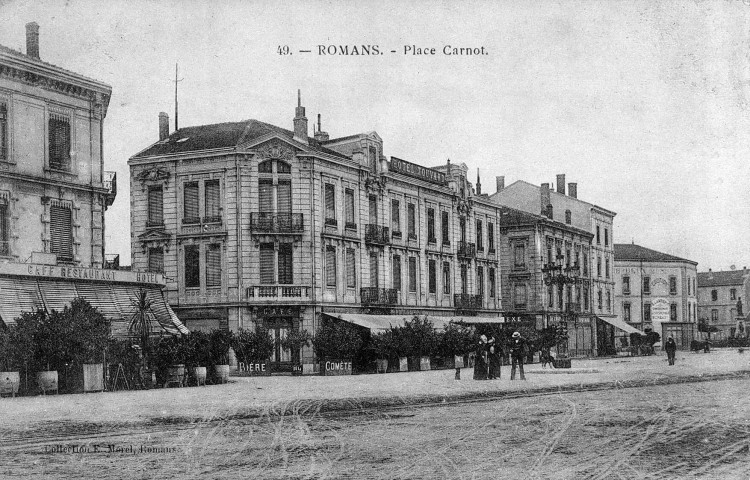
[50,205,73,260]
[407,203,416,238]
[326,246,336,287]
[48,114,71,171]
[427,208,435,241]
[477,266,484,297]
[204,180,220,219]
[346,248,356,288]
[148,247,164,273]
[183,182,199,222]
[476,221,483,250]
[488,223,494,251]
[441,211,449,244]
[489,268,496,298]
[392,255,401,291]
[260,243,275,284]
[147,186,163,226]
[184,245,200,288]
[370,253,379,288]
[0,103,6,160]
[443,262,451,294]
[259,180,273,213]
[391,200,400,233]
[278,243,293,284]
[345,189,355,225]
[325,184,336,222]
[277,181,292,214]
[368,195,378,224]
[428,260,436,294]
[460,264,468,294]
[206,244,222,287]
[408,257,417,292]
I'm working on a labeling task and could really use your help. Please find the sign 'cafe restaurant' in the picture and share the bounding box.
[0,259,187,337]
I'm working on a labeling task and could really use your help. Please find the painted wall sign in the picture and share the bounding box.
[320,360,353,376]
[237,361,271,376]
[651,298,671,323]
[389,157,446,185]
[0,262,165,285]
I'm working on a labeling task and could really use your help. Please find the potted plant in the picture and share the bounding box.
[400,316,436,371]
[154,336,189,387]
[281,328,311,376]
[312,319,362,375]
[438,322,475,370]
[0,325,20,397]
[209,329,235,384]
[127,289,154,387]
[370,330,396,373]
[186,331,211,386]
[232,326,274,375]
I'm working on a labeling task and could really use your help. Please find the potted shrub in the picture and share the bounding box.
[370,330,396,373]
[209,329,234,383]
[0,325,21,397]
[281,328,311,376]
[400,317,436,371]
[232,327,275,375]
[154,336,189,387]
[127,289,154,386]
[312,319,362,375]
[438,323,475,370]
[186,331,211,386]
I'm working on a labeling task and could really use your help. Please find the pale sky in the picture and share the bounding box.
[2,0,749,271]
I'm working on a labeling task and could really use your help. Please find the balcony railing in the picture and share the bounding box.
[250,213,304,234]
[103,171,117,208]
[457,241,477,259]
[365,225,390,245]
[565,302,582,313]
[246,285,310,299]
[360,287,398,306]
[454,293,483,310]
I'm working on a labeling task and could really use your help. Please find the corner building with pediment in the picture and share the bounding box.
[129,94,503,373]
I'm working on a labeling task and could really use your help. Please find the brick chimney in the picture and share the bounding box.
[313,113,329,142]
[26,22,39,59]
[293,89,308,144]
[556,174,566,196]
[540,183,551,216]
[496,176,505,192]
[568,182,578,199]
[159,112,169,141]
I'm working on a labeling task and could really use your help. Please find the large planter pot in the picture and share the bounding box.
[193,366,207,386]
[83,364,104,393]
[553,358,572,369]
[454,355,465,369]
[165,364,186,387]
[227,347,239,372]
[214,364,230,384]
[419,356,431,371]
[0,372,20,397]
[376,359,388,373]
[36,371,58,395]
[399,357,408,372]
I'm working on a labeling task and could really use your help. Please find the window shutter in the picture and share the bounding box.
[278,243,293,284]
[0,204,7,243]
[368,196,378,224]
[370,253,379,288]
[427,209,435,240]
[259,180,273,213]
[184,245,200,287]
[345,189,355,224]
[428,260,436,294]
[184,182,199,220]
[204,180,220,218]
[277,181,292,214]
[148,247,164,273]
[408,257,417,292]
[260,243,275,284]
[206,244,222,287]
[50,205,72,260]
[489,268,496,298]
[346,248,356,288]
[442,211,449,243]
[326,246,336,287]
[460,264,467,294]
[476,221,482,248]
[148,186,163,225]
[488,223,494,250]
[391,200,400,232]
[407,203,415,237]
[48,115,71,171]
[477,266,484,296]
[443,262,451,294]
[392,255,401,291]
[0,103,6,159]
[325,184,336,220]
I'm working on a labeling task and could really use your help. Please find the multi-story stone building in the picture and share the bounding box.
[0,23,184,336]
[129,93,502,373]
[614,243,698,349]
[697,268,750,341]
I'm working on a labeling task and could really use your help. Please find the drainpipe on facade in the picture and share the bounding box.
[309,156,317,366]
[236,152,244,329]
[88,96,96,267]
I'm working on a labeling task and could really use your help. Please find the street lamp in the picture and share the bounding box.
[542,253,582,359]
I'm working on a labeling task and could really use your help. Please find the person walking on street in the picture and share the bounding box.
[473,335,489,380]
[488,339,502,379]
[510,331,527,380]
[665,335,677,366]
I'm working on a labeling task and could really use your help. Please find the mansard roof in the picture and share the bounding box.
[697,269,748,288]
[132,119,351,160]
[497,206,593,238]
[614,243,697,265]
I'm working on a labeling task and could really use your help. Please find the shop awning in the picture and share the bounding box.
[323,313,489,331]
[597,316,645,336]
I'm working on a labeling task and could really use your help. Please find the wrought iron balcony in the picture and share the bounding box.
[250,213,304,234]
[454,293,483,310]
[246,285,310,300]
[365,225,390,245]
[360,287,398,306]
[457,241,477,259]
[103,171,117,208]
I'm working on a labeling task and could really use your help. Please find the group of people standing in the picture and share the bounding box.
[473,332,528,381]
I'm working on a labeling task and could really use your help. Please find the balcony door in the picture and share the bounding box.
[369,195,378,225]
[258,160,292,227]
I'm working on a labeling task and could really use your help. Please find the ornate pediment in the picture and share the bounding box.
[138,229,172,253]
[136,167,171,184]
[364,174,386,195]
[256,139,295,161]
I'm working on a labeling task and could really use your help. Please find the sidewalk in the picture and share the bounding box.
[1,349,748,432]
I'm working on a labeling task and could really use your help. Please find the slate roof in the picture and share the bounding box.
[614,244,697,265]
[697,269,748,288]
[0,43,110,90]
[132,119,351,160]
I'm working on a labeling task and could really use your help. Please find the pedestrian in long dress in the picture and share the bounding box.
[488,343,502,379]
[473,335,489,380]
[665,336,677,366]
[510,331,527,380]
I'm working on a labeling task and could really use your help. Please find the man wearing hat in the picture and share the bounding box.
[510,331,527,380]
[665,335,677,366]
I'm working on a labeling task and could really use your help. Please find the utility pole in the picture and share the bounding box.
[174,63,183,130]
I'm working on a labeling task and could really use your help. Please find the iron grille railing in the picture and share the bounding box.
[365,225,390,245]
[360,287,398,306]
[246,285,310,299]
[457,241,477,258]
[103,171,117,207]
[454,293,483,310]
[250,213,304,233]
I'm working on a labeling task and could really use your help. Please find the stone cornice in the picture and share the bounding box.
[0,170,108,195]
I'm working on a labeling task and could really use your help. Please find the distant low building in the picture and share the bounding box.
[614,244,698,349]
[697,268,750,341]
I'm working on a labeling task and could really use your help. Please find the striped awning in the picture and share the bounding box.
[596,316,646,336]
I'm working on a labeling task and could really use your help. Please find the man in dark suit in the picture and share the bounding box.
[665,335,677,366]
[510,331,527,380]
